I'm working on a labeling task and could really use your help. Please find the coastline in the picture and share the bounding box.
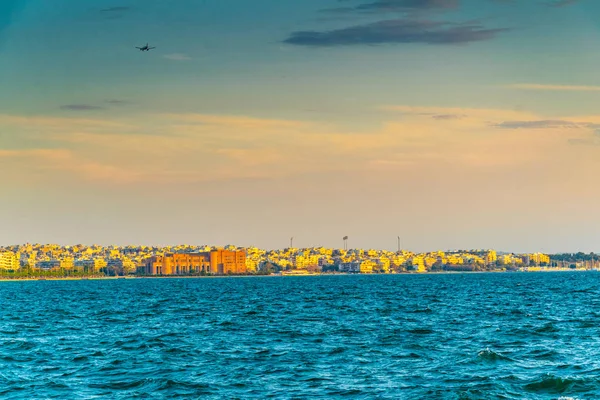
[0,268,593,282]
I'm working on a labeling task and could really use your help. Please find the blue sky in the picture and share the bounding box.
[3,0,600,117]
[2,0,600,252]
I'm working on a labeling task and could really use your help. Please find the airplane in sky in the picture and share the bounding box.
[136,43,156,51]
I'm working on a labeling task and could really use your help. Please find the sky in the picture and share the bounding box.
[2,0,600,253]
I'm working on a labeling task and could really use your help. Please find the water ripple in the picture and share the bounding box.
[0,272,599,398]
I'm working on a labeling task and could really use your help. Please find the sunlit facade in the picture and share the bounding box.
[142,249,247,275]
[0,251,19,270]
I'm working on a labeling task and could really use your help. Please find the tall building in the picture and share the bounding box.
[0,251,19,270]
[142,249,247,275]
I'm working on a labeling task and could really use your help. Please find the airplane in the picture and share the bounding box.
[136,43,156,51]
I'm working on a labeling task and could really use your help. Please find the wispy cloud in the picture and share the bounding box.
[495,0,581,6]
[105,99,131,105]
[0,148,141,183]
[99,5,131,20]
[100,6,131,13]
[507,83,600,92]
[163,53,192,61]
[3,107,600,188]
[284,19,508,46]
[492,120,598,129]
[547,0,580,7]
[0,114,132,130]
[569,130,600,146]
[387,105,600,131]
[0,148,71,161]
[432,114,466,120]
[60,104,105,111]
[323,0,460,14]
[383,105,535,120]
[162,113,309,130]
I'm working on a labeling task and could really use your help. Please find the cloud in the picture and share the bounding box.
[492,120,590,129]
[100,6,131,13]
[60,104,105,111]
[0,148,71,161]
[0,113,319,185]
[0,148,140,183]
[547,0,579,7]
[161,113,308,130]
[390,106,600,131]
[105,99,131,105]
[60,100,131,110]
[284,19,508,46]
[568,138,600,146]
[0,114,133,131]
[323,0,460,13]
[99,6,131,20]
[432,114,466,120]
[163,53,192,61]
[383,105,535,120]
[491,0,579,6]
[2,107,600,189]
[507,83,600,92]
[569,130,600,146]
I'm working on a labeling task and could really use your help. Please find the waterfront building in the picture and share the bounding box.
[411,256,426,272]
[0,251,19,270]
[359,260,377,273]
[60,257,74,270]
[95,259,107,272]
[37,260,61,270]
[339,261,361,273]
[142,249,247,275]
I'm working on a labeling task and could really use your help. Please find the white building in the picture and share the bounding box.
[339,261,361,273]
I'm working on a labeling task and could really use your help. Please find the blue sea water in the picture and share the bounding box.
[0,273,599,399]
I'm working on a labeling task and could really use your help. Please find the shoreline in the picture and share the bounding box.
[0,269,593,282]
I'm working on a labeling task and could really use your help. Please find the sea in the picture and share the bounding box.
[0,272,598,399]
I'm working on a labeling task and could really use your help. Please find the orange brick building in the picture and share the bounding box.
[142,249,247,275]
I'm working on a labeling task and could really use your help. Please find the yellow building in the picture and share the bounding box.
[0,251,19,270]
[424,256,438,268]
[411,256,426,272]
[486,250,497,264]
[60,257,74,269]
[122,258,137,273]
[378,257,391,273]
[360,260,377,273]
[529,253,550,265]
[94,259,107,272]
[245,258,259,272]
[294,255,320,269]
[446,255,463,265]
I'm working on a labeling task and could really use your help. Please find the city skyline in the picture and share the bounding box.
[1,241,596,256]
[2,0,600,252]
[0,242,580,277]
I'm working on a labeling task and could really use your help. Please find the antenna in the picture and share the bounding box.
[290,237,294,249]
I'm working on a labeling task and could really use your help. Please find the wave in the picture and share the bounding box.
[407,328,435,335]
[88,378,150,390]
[523,374,593,394]
[409,306,434,314]
[529,348,559,360]
[5,272,600,398]
[476,348,513,363]
[535,323,560,333]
